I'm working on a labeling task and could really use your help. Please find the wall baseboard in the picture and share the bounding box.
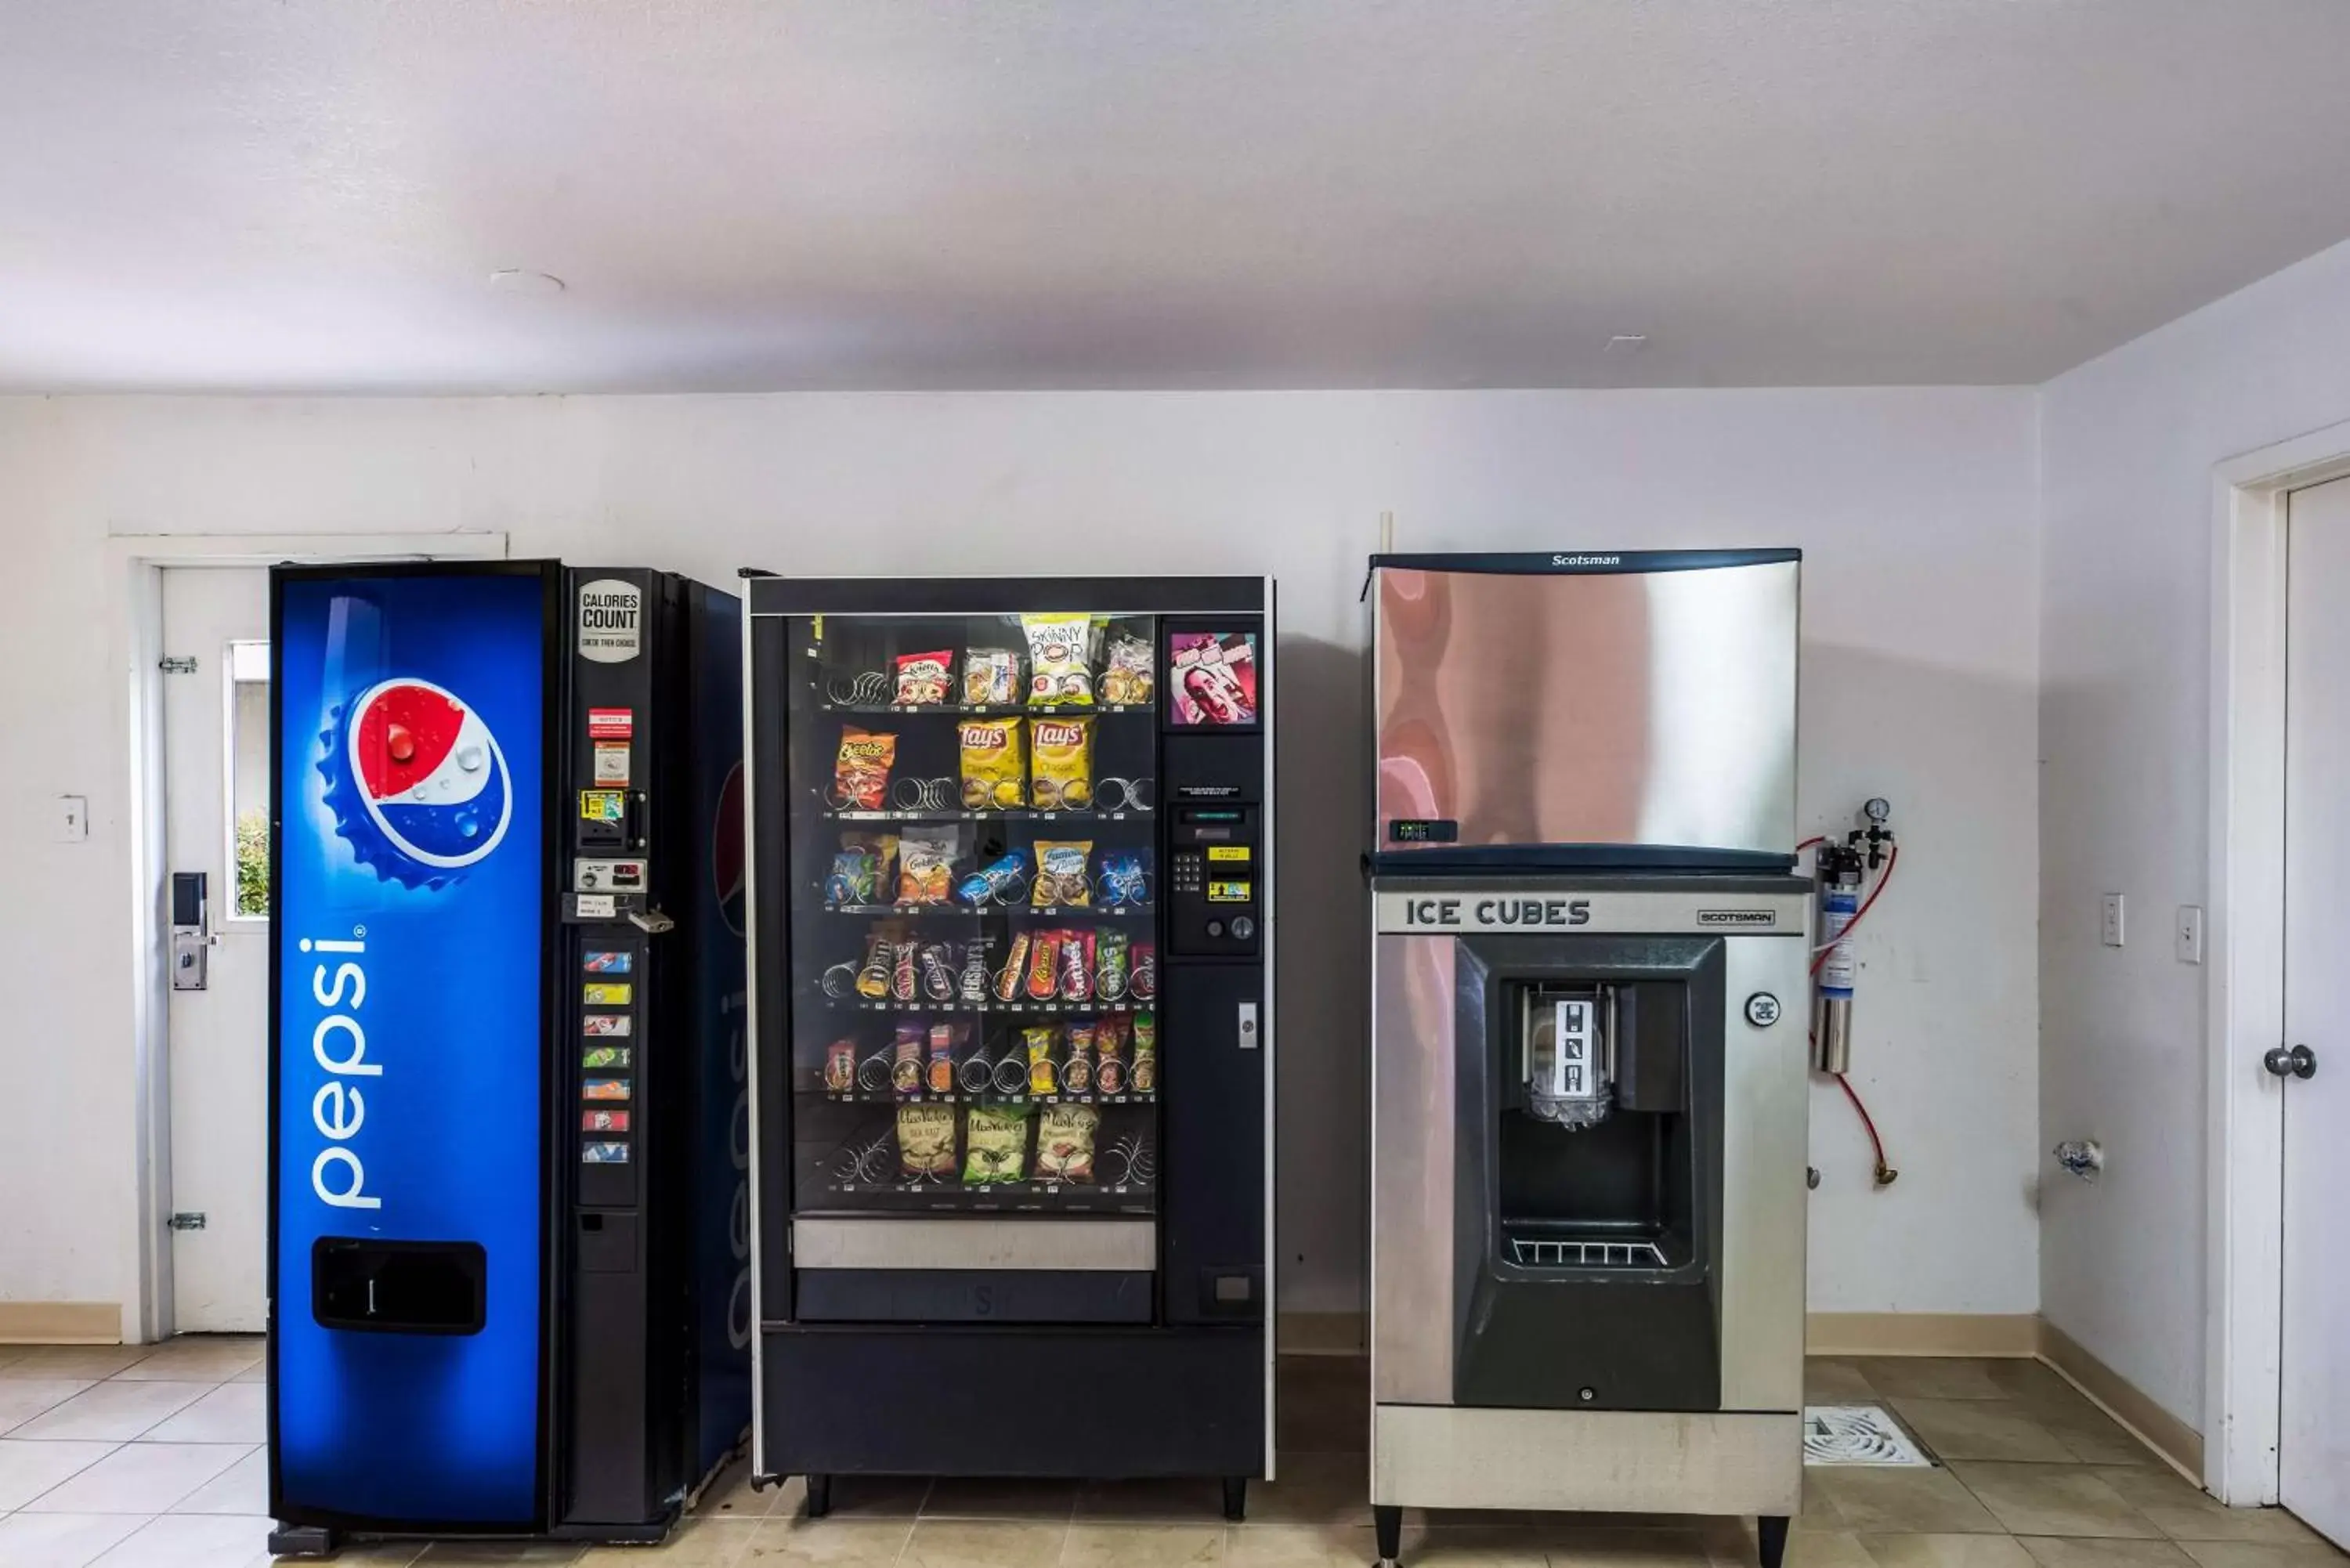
[1806,1313,2041,1357]
[2037,1320,2202,1481]
[0,1302,121,1345]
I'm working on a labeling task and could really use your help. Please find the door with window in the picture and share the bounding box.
[2280,475,2350,1547]
[162,565,272,1331]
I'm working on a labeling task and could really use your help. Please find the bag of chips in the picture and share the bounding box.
[1034,1104,1099,1182]
[891,1021,925,1095]
[1095,1015,1127,1095]
[894,649,954,706]
[963,1105,1030,1184]
[1029,717,1094,809]
[1023,613,1096,706]
[1031,840,1092,907]
[897,1104,956,1178]
[1061,1021,1096,1093]
[1101,634,1155,706]
[832,728,897,810]
[1024,1024,1059,1094]
[1098,850,1150,908]
[898,832,956,905]
[825,1039,857,1093]
[1131,1012,1157,1093]
[964,649,1019,706]
[957,718,1025,810]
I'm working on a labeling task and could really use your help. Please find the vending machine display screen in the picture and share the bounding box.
[1167,630,1259,726]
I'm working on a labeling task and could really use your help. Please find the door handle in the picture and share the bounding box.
[2262,1044,2318,1080]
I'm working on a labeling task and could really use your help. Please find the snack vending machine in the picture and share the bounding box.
[268,562,750,1556]
[744,576,1274,1513]
[1365,551,1810,1568]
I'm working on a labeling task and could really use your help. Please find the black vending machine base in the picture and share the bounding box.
[761,1326,1264,1480]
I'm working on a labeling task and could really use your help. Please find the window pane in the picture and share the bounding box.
[230,641,270,919]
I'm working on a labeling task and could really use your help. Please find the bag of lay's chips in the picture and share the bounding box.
[958,717,1025,809]
[1029,717,1094,809]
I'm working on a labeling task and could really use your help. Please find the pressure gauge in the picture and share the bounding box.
[1864,797,1892,825]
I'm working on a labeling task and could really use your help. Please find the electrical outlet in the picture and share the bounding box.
[2102,893,2125,948]
[2176,905,2204,964]
[53,795,88,844]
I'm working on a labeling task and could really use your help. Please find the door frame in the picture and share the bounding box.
[2206,424,2350,1504]
[114,532,509,1345]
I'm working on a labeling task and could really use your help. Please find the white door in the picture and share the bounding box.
[2280,475,2350,1548]
[161,565,273,1332]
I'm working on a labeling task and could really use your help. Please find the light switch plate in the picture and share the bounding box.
[2102,893,2125,948]
[2175,905,2204,964]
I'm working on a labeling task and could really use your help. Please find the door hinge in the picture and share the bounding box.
[158,655,198,674]
[168,1212,207,1231]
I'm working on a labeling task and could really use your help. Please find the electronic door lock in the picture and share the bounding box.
[170,871,212,991]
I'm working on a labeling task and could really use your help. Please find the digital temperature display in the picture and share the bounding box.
[1389,818,1459,844]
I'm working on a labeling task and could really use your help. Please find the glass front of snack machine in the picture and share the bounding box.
[786,612,1170,1216]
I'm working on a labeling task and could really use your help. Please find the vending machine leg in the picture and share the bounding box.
[1221,1476,1248,1521]
[1375,1503,1403,1566]
[267,1523,339,1558]
[804,1475,832,1519]
[1758,1515,1791,1568]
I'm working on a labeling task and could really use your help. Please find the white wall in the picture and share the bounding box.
[0,388,2041,1332]
[2039,235,2350,1430]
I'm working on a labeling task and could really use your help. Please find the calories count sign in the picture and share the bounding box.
[578,578,642,664]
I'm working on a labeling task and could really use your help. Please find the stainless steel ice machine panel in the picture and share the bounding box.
[1371,551,1799,864]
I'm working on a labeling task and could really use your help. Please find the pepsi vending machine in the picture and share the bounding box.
[267,562,751,1556]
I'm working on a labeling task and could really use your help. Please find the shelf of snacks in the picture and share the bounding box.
[818,1090,1159,1107]
[817,702,1155,717]
[815,999,1152,1015]
[819,807,1152,822]
[821,902,1152,919]
[810,1013,1158,1097]
[807,1099,1158,1213]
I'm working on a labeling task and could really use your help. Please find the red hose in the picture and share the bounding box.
[1811,841,1901,1185]
[1834,1071,1897,1187]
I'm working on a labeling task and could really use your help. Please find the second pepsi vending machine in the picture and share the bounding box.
[268,562,751,1556]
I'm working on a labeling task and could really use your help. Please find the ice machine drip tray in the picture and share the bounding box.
[1506,1234,1669,1270]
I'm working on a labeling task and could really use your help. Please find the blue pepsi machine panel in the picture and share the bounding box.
[273,566,555,1530]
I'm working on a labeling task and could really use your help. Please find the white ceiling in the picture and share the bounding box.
[8,1,2350,392]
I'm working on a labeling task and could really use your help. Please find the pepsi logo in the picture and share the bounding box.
[346,678,513,870]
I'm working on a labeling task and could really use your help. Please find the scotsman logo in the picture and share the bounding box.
[1697,909,1780,927]
[299,930,380,1209]
[1551,554,1622,567]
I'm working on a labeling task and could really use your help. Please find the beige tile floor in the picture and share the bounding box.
[1,1343,2340,1568]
